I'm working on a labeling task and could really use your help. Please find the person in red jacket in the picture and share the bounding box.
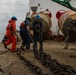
[3,16,17,52]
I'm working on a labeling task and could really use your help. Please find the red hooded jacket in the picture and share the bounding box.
[6,20,16,36]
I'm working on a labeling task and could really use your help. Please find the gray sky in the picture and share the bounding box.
[0,0,29,41]
[0,0,76,41]
[0,0,29,30]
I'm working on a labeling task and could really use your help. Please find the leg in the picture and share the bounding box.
[25,30,32,50]
[20,30,26,50]
[26,40,30,50]
[38,32,43,51]
[11,35,16,52]
[33,33,37,50]
[33,32,38,57]
[4,36,12,49]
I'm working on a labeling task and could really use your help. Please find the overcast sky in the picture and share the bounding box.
[0,0,29,30]
[0,0,29,41]
[0,0,76,41]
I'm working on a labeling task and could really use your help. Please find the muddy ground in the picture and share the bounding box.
[0,41,76,75]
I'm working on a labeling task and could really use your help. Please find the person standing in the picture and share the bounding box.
[20,17,32,51]
[3,16,17,52]
[32,15,43,56]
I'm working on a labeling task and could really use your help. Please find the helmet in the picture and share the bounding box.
[11,16,17,20]
[35,15,41,19]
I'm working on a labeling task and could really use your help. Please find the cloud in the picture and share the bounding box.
[0,0,29,41]
[0,0,29,29]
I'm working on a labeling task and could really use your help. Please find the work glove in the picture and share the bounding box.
[36,29,42,32]
[14,30,21,42]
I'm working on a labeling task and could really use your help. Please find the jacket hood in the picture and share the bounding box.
[8,20,13,23]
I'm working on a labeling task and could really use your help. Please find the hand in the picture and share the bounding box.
[28,30,30,33]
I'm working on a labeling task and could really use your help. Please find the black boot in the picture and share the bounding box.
[3,43,7,49]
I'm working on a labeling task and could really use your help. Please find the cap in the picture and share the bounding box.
[35,15,41,19]
[11,16,17,20]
